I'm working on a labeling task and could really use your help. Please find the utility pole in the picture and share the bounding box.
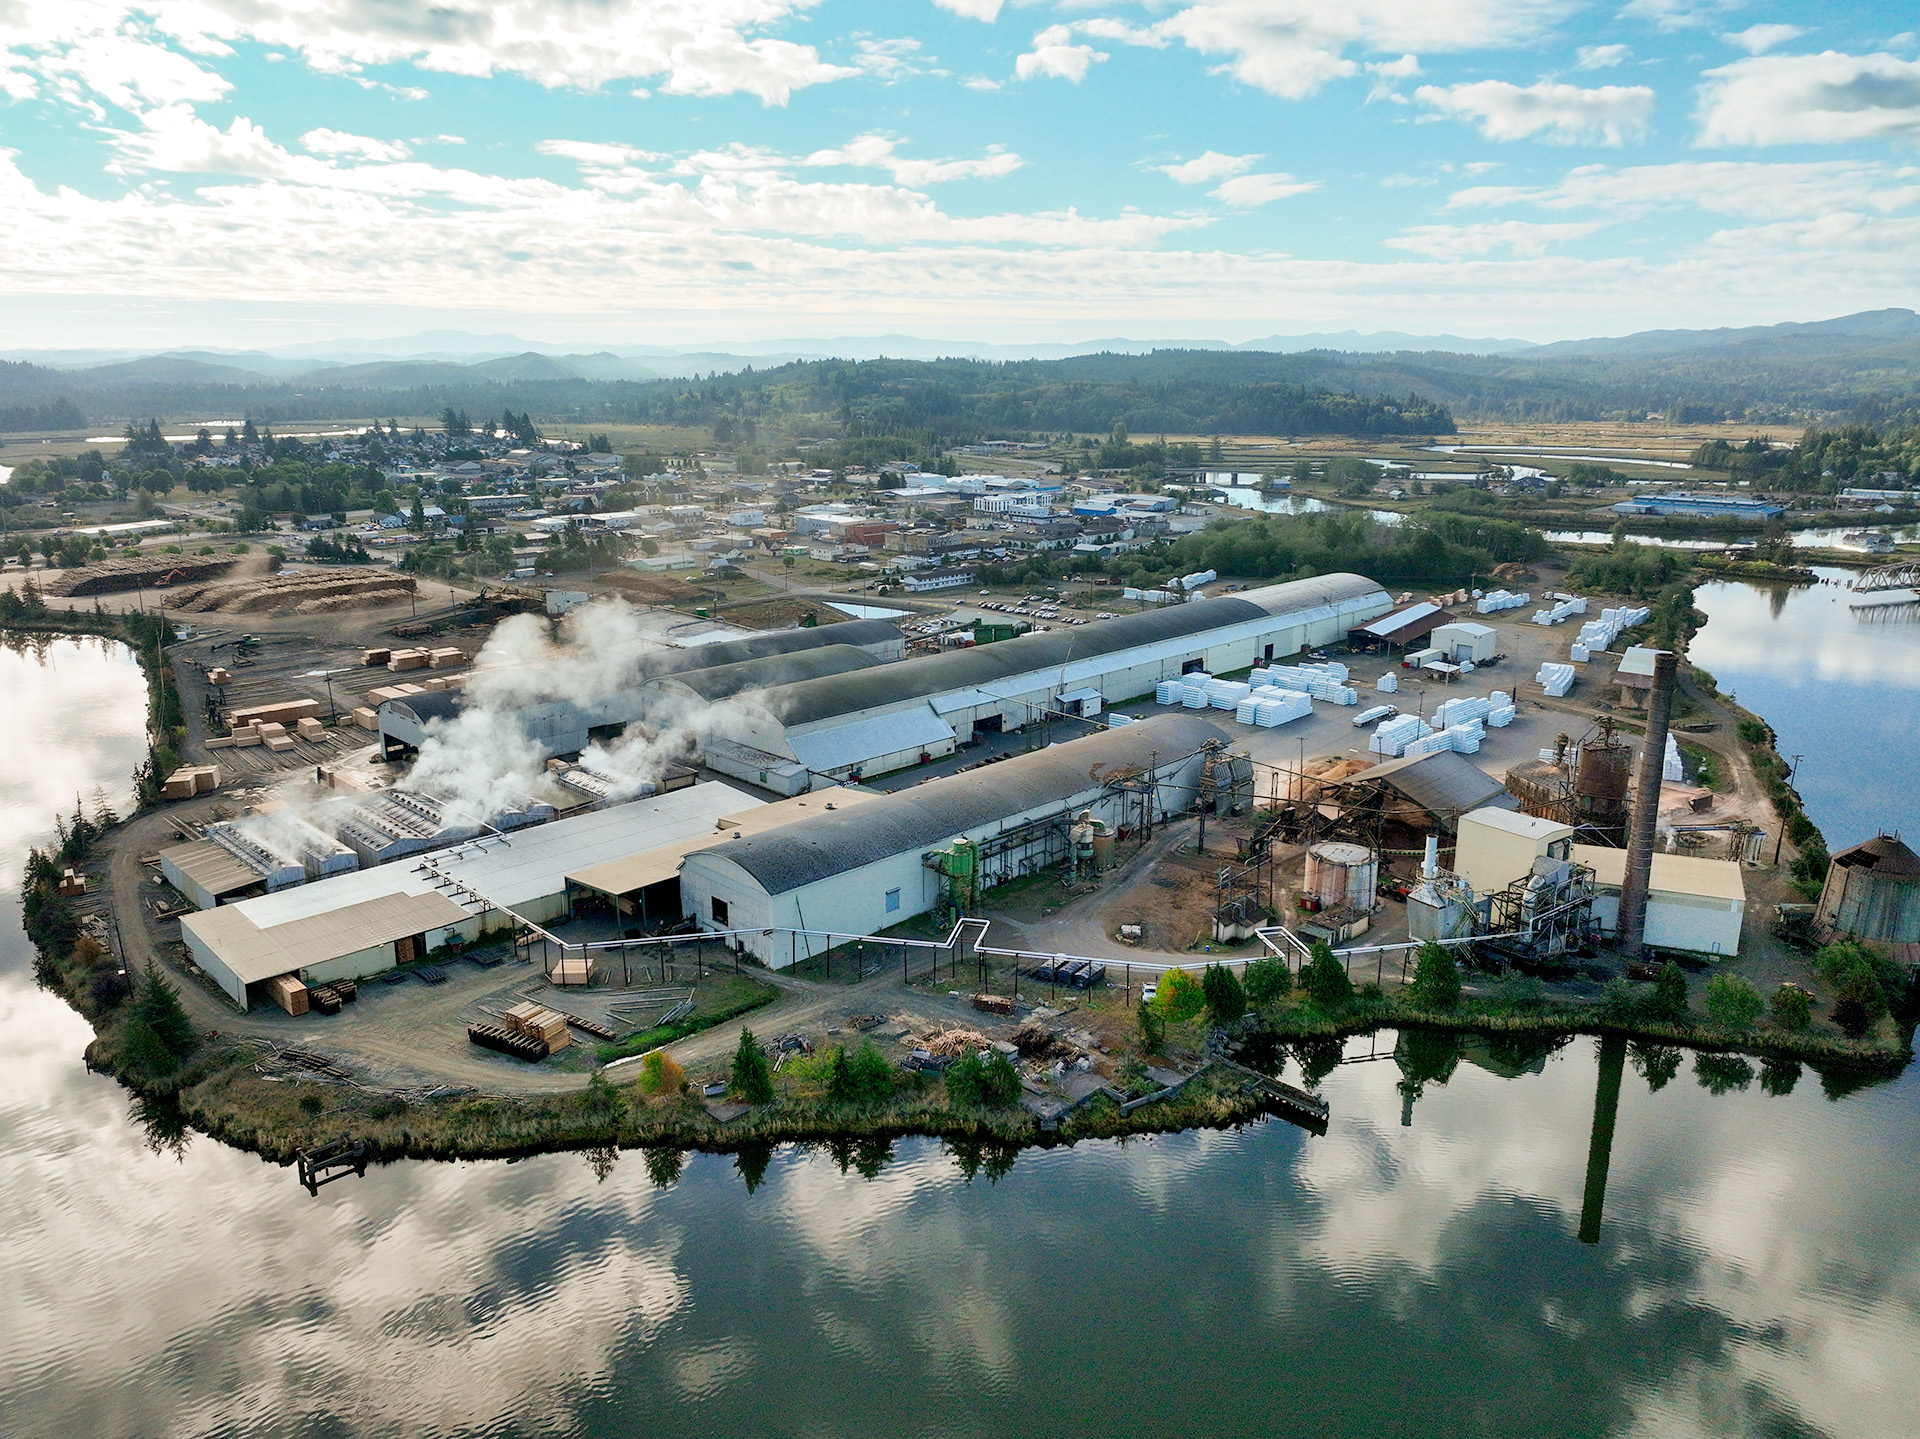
[1770,755,1805,866]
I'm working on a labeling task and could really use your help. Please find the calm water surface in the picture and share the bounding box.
[3,639,1919,1438]
[1689,568,1920,844]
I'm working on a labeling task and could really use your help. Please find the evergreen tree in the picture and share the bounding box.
[734,1143,773,1193]
[1305,941,1352,1008]
[848,1041,894,1104]
[1202,963,1247,1023]
[117,1017,178,1081]
[1649,961,1690,1021]
[826,1045,856,1104]
[1244,955,1290,1006]
[1136,999,1165,1054]
[944,1050,986,1105]
[980,1050,1021,1106]
[730,1028,774,1103]
[134,970,198,1058]
[1409,940,1462,1012]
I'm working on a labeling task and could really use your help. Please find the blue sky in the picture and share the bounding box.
[1,1,1917,348]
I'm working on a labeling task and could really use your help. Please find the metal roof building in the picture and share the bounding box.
[702,573,1390,786]
[181,782,765,1007]
[680,713,1232,967]
[377,616,906,759]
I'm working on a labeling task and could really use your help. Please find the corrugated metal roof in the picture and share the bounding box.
[658,644,880,702]
[788,706,957,773]
[1337,750,1514,822]
[688,712,1227,896]
[1358,602,1443,638]
[159,838,263,898]
[759,574,1386,728]
[183,889,472,986]
[1575,845,1747,901]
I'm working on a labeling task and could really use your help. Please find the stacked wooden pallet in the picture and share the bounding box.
[468,1024,549,1062]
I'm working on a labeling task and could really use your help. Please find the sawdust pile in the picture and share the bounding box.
[172,571,419,615]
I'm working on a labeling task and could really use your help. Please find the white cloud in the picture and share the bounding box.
[1211,171,1319,206]
[302,128,412,162]
[1696,51,1920,146]
[1617,0,1744,33]
[962,76,1002,90]
[1446,161,1920,220]
[1387,218,1606,257]
[931,0,1003,19]
[1417,79,1656,144]
[1722,24,1808,54]
[1150,0,1579,100]
[804,133,1023,185]
[1015,25,1107,83]
[2,1,858,110]
[1157,151,1260,184]
[853,37,928,81]
[1576,43,1633,69]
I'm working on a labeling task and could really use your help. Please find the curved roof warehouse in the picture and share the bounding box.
[680,711,1232,966]
[701,573,1389,784]
[377,616,906,758]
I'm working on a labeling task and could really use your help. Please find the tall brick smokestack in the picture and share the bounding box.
[1617,649,1677,958]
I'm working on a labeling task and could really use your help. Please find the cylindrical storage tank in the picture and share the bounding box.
[1575,738,1632,802]
[1305,841,1377,910]
[1090,821,1115,872]
[1504,760,1572,822]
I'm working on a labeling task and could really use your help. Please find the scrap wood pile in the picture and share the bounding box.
[915,1027,993,1057]
[39,553,241,596]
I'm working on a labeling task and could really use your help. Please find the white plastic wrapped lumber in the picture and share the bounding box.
[1663,733,1684,783]
[1155,679,1180,705]
[1571,644,1590,663]
[1236,698,1261,724]
[1181,686,1208,708]
[1486,706,1516,728]
[1377,672,1398,693]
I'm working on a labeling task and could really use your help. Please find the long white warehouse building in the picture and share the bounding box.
[681,712,1233,967]
[689,572,1390,786]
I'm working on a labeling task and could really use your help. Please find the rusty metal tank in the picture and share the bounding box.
[1574,727,1633,842]
[1305,841,1379,910]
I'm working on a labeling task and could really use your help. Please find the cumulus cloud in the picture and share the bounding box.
[1617,0,1745,33]
[3,0,857,109]
[804,133,1023,185]
[302,128,412,162]
[1416,79,1656,144]
[1015,25,1107,83]
[1210,172,1318,206]
[931,0,1003,19]
[1156,151,1260,184]
[1387,218,1606,257]
[1696,51,1920,146]
[1575,43,1632,69]
[1722,23,1808,54]
[1446,161,1920,219]
[1152,0,1577,100]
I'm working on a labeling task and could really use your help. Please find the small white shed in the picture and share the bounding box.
[1430,621,1497,663]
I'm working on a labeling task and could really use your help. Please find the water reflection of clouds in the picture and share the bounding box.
[0,639,147,876]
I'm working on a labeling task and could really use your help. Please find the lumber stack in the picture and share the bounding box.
[468,1023,550,1062]
[503,1000,572,1054]
[266,974,308,1015]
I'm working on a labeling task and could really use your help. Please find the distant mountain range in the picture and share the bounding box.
[3,310,1917,431]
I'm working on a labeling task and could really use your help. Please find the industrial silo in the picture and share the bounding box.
[1305,841,1379,911]
[1816,834,1920,943]
[1574,726,1633,845]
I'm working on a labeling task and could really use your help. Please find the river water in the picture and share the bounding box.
[5,640,1920,1438]
[1689,568,1920,846]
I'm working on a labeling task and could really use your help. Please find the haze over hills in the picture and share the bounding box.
[3,311,1918,434]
